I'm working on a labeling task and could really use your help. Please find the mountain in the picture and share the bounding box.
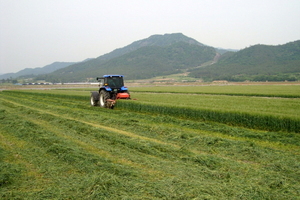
[97,33,205,61]
[0,62,76,80]
[38,33,217,82]
[9,33,298,83]
[189,40,300,81]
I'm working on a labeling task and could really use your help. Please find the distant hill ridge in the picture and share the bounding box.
[189,40,300,81]
[3,33,299,82]
[0,62,76,79]
[94,33,204,62]
[0,58,97,80]
[38,33,216,82]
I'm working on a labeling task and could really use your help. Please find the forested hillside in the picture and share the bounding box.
[38,34,216,82]
[189,40,300,81]
[4,33,299,83]
[97,33,205,61]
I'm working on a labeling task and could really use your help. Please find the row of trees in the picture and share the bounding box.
[0,78,18,84]
[207,74,299,82]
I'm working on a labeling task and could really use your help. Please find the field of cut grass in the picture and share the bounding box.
[129,85,300,98]
[1,86,300,199]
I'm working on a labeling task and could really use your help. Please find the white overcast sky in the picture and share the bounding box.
[1,0,300,74]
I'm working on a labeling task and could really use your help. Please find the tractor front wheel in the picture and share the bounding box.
[99,90,110,108]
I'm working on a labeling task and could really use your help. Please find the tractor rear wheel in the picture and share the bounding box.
[90,94,99,106]
[99,90,110,108]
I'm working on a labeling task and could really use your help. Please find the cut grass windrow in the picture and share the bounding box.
[5,90,299,133]
[2,91,300,149]
[1,90,300,199]
[2,91,300,154]
[0,101,170,198]
[2,95,264,168]
[0,96,174,148]
[0,132,51,193]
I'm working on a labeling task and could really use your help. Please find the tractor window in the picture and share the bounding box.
[106,77,124,89]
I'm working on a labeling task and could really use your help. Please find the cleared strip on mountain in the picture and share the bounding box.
[0,89,299,199]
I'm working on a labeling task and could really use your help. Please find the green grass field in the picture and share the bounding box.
[129,85,300,98]
[1,85,299,199]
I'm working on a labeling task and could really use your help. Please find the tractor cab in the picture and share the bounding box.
[97,75,125,90]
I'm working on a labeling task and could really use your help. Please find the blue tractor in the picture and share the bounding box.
[90,75,130,109]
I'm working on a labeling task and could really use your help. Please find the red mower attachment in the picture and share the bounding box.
[116,92,130,99]
[105,93,130,109]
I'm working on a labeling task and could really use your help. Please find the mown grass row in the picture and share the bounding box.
[3,90,300,147]
[9,89,298,119]
[2,90,88,100]
[4,90,300,132]
[0,112,149,199]
[1,90,300,199]
[3,90,300,148]
[118,100,300,133]
[1,96,183,198]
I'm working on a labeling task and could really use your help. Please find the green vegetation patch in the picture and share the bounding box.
[118,91,300,133]
[0,148,23,188]
[118,100,300,133]
[0,89,299,199]
[130,85,300,98]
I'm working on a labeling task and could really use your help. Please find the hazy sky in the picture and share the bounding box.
[1,0,299,74]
